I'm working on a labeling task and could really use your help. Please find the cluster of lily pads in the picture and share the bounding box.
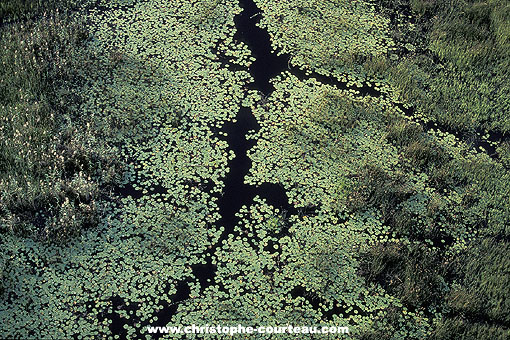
[244,2,510,338]
[245,71,475,337]
[1,0,509,339]
[1,0,253,338]
[253,0,394,88]
[171,196,432,339]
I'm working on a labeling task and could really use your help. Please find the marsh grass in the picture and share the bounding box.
[308,91,369,132]
[379,0,510,133]
[0,0,82,23]
[385,118,449,170]
[385,119,424,147]
[431,317,510,340]
[359,242,448,309]
[0,8,122,241]
[347,164,414,221]
[428,238,510,340]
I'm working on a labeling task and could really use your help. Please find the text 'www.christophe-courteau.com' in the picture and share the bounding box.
[147,324,349,335]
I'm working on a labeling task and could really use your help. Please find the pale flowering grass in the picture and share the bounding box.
[0,5,123,242]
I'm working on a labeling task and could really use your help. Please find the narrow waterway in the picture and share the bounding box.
[215,0,296,241]
[134,1,300,336]
[107,0,510,336]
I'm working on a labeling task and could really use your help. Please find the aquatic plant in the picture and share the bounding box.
[1,0,509,339]
[253,0,394,82]
[244,45,509,338]
[1,0,252,338]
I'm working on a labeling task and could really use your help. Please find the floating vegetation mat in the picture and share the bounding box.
[245,69,506,337]
[253,0,394,85]
[1,0,253,338]
[1,0,510,339]
[172,196,429,338]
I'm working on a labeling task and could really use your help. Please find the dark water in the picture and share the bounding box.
[107,0,510,335]
[150,280,191,339]
[138,0,299,334]
[235,0,290,94]
[102,280,191,340]
[111,0,398,331]
[402,103,508,160]
[214,0,299,247]
[103,296,130,338]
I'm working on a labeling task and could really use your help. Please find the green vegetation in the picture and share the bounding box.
[0,0,89,23]
[1,0,252,338]
[0,3,123,241]
[255,0,394,82]
[373,0,510,133]
[247,1,510,337]
[359,242,447,309]
[1,0,509,339]
[427,238,510,340]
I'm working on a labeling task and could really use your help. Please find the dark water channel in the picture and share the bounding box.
[215,0,297,241]
[128,0,299,336]
[108,0,510,336]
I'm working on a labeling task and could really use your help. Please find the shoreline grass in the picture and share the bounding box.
[0,3,123,242]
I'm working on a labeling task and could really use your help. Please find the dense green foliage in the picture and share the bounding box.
[0,0,85,23]
[1,0,509,339]
[250,0,510,338]
[0,4,123,241]
[372,0,510,133]
[256,0,393,77]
